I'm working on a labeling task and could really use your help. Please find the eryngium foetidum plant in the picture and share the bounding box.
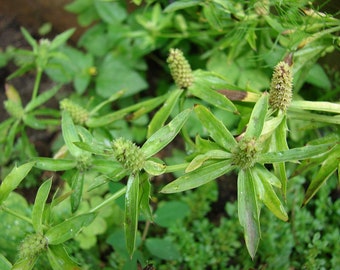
[167,48,194,89]
[269,55,293,111]
[111,137,146,174]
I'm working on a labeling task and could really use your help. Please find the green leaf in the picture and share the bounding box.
[303,144,340,206]
[47,245,80,270]
[139,174,153,221]
[34,157,77,171]
[147,89,183,137]
[244,94,268,140]
[61,110,82,157]
[161,160,234,193]
[154,201,189,228]
[71,171,84,213]
[0,162,35,204]
[50,29,75,50]
[190,70,238,113]
[32,178,52,233]
[258,143,334,163]
[194,105,237,151]
[96,55,147,98]
[164,0,201,13]
[253,166,288,221]
[142,109,191,158]
[20,27,38,50]
[186,150,231,172]
[146,238,181,260]
[237,169,261,259]
[132,0,142,5]
[25,85,61,112]
[0,254,12,270]
[12,257,37,270]
[45,213,96,245]
[143,158,166,176]
[94,1,127,24]
[124,174,139,257]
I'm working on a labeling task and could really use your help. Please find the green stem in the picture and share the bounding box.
[89,186,126,213]
[32,68,43,101]
[1,205,32,225]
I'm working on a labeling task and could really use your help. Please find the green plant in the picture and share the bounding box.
[0,0,339,269]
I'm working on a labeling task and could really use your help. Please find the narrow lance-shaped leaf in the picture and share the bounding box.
[237,169,261,260]
[244,94,268,140]
[139,173,153,221]
[147,89,183,138]
[12,256,38,270]
[61,110,82,157]
[25,85,60,112]
[194,105,237,152]
[142,108,191,158]
[125,174,140,257]
[253,165,288,221]
[0,162,35,204]
[303,144,340,206]
[45,213,96,245]
[185,150,231,173]
[161,160,235,193]
[47,245,80,270]
[20,27,38,50]
[70,171,84,213]
[258,143,334,163]
[34,157,77,171]
[49,28,75,50]
[32,178,52,233]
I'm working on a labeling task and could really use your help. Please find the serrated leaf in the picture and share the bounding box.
[161,160,234,193]
[142,109,191,158]
[194,105,237,151]
[45,213,96,245]
[0,162,35,204]
[244,94,268,140]
[125,174,139,257]
[32,178,52,232]
[238,169,261,259]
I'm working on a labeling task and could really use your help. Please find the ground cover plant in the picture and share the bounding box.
[0,0,339,269]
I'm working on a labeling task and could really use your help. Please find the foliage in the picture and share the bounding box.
[0,0,339,269]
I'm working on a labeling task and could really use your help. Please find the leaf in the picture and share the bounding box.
[237,169,261,259]
[32,178,52,233]
[142,109,191,158]
[0,254,12,270]
[258,143,334,163]
[0,162,35,204]
[253,166,288,221]
[147,89,183,137]
[190,70,238,113]
[303,144,340,206]
[185,150,231,172]
[161,160,234,193]
[20,27,38,50]
[124,174,139,257]
[139,174,153,221]
[25,85,61,112]
[146,238,181,260]
[154,201,189,228]
[61,110,82,157]
[45,213,96,245]
[244,94,268,140]
[194,105,237,151]
[143,158,166,176]
[34,157,77,171]
[94,1,127,24]
[12,257,37,270]
[71,171,84,213]
[47,245,80,270]
[164,0,201,13]
[50,29,75,50]
[96,55,147,98]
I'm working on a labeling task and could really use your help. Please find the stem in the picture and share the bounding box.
[1,205,32,225]
[288,111,340,125]
[89,186,126,213]
[32,68,43,101]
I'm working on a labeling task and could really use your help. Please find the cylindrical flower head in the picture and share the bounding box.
[167,48,194,89]
[269,59,293,111]
[19,233,48,259]
[111,137,145,173]
[60,99,89,125]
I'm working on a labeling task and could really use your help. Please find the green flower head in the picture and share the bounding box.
[60,99,89,125]
[19,233,48,259]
